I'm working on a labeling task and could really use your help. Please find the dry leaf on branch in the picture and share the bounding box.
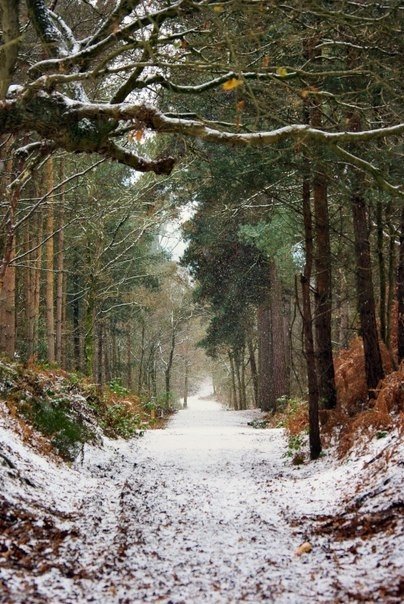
[222,78,243,91]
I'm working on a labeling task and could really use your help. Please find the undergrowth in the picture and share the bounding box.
[0,358,162,461]
[263,397,309,465]
[22,397,92,460]
[325,349,404,457]
[262,340,403,464]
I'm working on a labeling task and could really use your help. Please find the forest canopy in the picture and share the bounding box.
[0,0,402,193]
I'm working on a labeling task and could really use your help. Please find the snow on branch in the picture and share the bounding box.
[0,90,402,184]
[332,145,404,198]
[72,102,404,146]
[136,68,368,96]
[75,103,404,189]
[26,0,69,58]
[29,0,189,76]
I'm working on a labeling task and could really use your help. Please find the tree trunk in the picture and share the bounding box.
[45,158,55,363]
[84,285,95,378]
[116,322,122,375]
[72,274,81,371]
[386,218,397,350]
[145,343,155,399]
[25,224,34,359]
[283,295,292,390]
[376,199,387,343]
[0,141,19,358]
[165,314,176,406]
[104,322,111,384]
[151,350,157,399]
[268,259,288,408]
[0,1,21,99]
[234,352,243,410]
[239,347,247,410]
[335,269,350,349]
[228,351,238,410]
[183,327,189,408]
[97,319,104,388]
[0,235,16,358]
[22,222,31,358]
[183,358,189,408]
[138,320,145,394]
[308,39,336,411]
[257,302,273,411]
[397,206,404,363]
[126,327,132,390]
[301,172,321,459]
[312,169,336,410]
[351,188,384,393]
[30,209,43,358]
[146,343,157,400]
[248,338,258,407]
[55,170,64,365]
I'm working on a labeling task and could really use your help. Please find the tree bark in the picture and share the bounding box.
[45,158,55,363]
[257,302,272,412]
[301,172,321,459]
[165,313,176,406]
[23,220,32,358]
[104,322,111,384]
[397,206,404,363]
[138,320,145,394]
[234,351,244,410]
[55,168,64,365]
[376,199,387,343]
[312,169,336,410]
[386,218,397,349]
[268,259,288,408]
[0,140,18,358]
[31,209,43,358]
[0,1,21,99]
[305,76,337,411]
[228,351,238,410]
[248,338,258,407]
[84,284,95,378]
[335,268,350,350]
[183,327,189,408]
[126,327,132,390]
[72,273,81,371]
[183,358,189,408]
[96,319,104,388]
[151,349,157,399]
[350,187,384,393]
[237,347,247,410]
[0,234,16,358]
[55,229,64,365]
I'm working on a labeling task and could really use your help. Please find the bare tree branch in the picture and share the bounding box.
[0,89,402,179]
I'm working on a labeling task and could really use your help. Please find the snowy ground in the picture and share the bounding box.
[0,384,403,603]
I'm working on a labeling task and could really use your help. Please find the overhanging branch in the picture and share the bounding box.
[75,102,404,145]
[1,92,403,182]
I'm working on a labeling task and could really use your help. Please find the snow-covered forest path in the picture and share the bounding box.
[91,387,297,602]
[1,383,402,603]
